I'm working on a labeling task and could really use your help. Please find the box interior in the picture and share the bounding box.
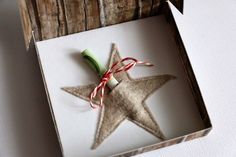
[36,14,206,157]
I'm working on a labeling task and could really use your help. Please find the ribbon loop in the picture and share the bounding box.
[89,57,153,108]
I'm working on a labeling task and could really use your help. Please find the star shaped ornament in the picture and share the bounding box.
[62,45,176,149]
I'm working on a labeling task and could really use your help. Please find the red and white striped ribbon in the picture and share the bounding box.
[90,57,153,109]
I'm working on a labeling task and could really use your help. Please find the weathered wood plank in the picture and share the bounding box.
[138,0,153,18]
[19,0,183,45]
[85,0,100,30]
[23,0,41,41]
[63,0,86,34]
[102,0,139,26]
[57,0,68,36]
[18,0,32,48]
[35,0,59,40]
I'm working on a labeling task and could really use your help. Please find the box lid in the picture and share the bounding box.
[18,0,184,49]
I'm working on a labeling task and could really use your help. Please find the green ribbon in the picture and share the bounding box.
[81,49,119,89]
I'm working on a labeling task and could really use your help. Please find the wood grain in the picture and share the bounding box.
[18,0,184,48]
[24,0,41,40]
[35,0,59,40]
[64,0,86,34]
[102,0,138,26]
[57,0,68,36]
[85,0,100,30]
[138,0,153,18]
[18,0,33,48]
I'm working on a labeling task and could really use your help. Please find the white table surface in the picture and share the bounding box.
[0,0,235,157]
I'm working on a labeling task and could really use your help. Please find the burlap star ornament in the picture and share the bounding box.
[62,44,176,149]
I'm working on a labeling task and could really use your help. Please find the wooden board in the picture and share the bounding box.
[18,0,184,49]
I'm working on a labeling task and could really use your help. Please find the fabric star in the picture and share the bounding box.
[62,44,176,149]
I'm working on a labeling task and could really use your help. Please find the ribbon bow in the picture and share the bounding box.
[90,57,153,108]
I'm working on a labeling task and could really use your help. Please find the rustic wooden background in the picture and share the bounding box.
[18,0,183,48]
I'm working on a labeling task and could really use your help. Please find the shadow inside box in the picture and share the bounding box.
[0,1,61,157]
